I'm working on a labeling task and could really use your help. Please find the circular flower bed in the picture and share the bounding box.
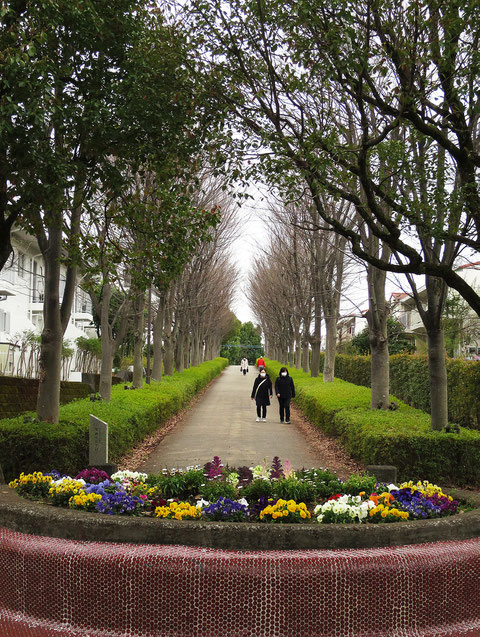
[8,455,461,525]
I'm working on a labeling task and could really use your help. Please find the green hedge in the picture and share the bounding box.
[0,358,228,482]
[265,358,480,485]
[0,377,91,419]
[318,352,480,430]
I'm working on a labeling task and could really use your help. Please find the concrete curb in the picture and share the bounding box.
[1,484,479,550]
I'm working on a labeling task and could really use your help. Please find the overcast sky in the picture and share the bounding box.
[228,189,420,327]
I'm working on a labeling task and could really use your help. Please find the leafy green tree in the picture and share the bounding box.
[442,293,480,358]
[221,320,264,364]
[187,0,477,429]
[351,319,415,356]
[239,322,264,365]
[220,317,241,363]
[5,1,219,420]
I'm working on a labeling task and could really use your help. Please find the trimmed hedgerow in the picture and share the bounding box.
[0,358,228,482]
[265,358,480,485]
[318,352,480,430]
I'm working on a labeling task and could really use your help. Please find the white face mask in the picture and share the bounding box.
[260,372,266,377]
[281,372,287,376]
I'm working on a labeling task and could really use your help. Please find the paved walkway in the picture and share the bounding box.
[139,365,324,473]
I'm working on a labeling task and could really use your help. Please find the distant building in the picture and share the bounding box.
[390,263,480,357]
[337,312,368,347]
[0,228,96,378]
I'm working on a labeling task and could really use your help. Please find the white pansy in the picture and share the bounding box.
[111,470,147,482]
[54,477,85,486]
[196,499,210,509]
[387,483,398,491]
[315,494,377,523]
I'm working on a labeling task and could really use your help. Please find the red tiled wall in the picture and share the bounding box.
[1,527,480,636]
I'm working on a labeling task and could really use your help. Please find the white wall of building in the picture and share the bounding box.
[0,228,96,378]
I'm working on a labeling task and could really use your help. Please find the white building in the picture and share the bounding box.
[0,228,96,378]
[336,312,368,348]
[390,263,480,357]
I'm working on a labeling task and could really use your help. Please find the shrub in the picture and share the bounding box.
[241,478,273,501]
[199,480,237,502]
[179,469,205,499]
[0,358,228,482]
[297,468,344,499]
[319,352,480,431]
[265,358,480,485]
[342,473,377,496]
[273,477,316,503]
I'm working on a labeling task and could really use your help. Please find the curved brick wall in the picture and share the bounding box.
[1,527,480,637]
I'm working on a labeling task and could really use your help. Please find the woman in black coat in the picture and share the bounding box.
[274,366,295,423]
[251,367,273,422]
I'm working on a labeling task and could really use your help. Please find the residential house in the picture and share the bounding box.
[336,312,368,349]
[0,228,96,378]
[390,263,480,357]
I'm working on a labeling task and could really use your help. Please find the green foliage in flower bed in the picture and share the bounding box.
[0,358,228,481]
[8,456,460,525]
[318,352,480,430]
[265,359,480,485]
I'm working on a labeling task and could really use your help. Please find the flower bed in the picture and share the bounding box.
[8,456,461,525]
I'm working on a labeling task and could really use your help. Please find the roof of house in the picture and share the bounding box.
[455,261,480,270]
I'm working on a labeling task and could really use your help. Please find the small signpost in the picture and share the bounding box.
[366,465,397,484]
[89,414,117,475]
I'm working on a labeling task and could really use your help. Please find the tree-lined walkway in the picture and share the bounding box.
[138,365,358,474]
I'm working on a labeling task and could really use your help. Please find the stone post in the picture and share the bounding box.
[89,414,117,476]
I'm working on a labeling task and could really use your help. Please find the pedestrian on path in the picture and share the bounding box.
[251,367,273,422]
[275,366,295,424]
[256,356,265,369]
[240,357,249,376]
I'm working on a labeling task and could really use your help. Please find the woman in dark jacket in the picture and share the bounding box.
[274,367,295,423]
[251,368,273,422]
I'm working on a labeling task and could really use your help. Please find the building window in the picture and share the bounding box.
[31,312,43,332]
[32,260,45,302]
[0,309,10,334]
[17,252,25,277]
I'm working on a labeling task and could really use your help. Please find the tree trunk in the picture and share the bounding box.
[427,328,448,431]
[99,283,114,401]
[409,273,449,430]
[152,292,166,381]
[204,337,212,361]
[183,331,190,369]
[175,328,184,373]
[163,301,174,375]
[132,289,145,388]
[0,219,14,272]
[295,331,302,369]
[423,275,449,430]
[36,224,63,423]
[36,174,83,421]
[323,316,337,382]
[302,326,310,373]
[370,336,390,409]
[310,312,321,377]
[192,331,200,367]
[366,264,390,409]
